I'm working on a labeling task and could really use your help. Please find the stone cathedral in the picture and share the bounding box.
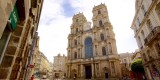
[66,4,121,79]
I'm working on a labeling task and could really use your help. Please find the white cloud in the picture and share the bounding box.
[38,0,138,62]
[38,0,71,62]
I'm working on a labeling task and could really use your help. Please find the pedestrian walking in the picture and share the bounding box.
[30,75,34,80]
[73,76,76,80]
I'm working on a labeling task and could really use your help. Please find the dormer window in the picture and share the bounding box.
[98,10,101,14]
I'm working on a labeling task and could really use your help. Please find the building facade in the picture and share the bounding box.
[131,50,142,61]
[0,0,43,79]
[119,53,134,78]
[67,4,121,79]
[131,0,160,80]
[53,54,67,79]
[34,52,51,79]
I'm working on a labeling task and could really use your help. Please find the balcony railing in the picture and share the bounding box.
[144,26,160,45]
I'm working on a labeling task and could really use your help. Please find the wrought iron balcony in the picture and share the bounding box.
[144,26,160,45]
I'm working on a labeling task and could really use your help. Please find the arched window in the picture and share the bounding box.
[76,19,78,22]
[76,28,78,32]
[68,50,70,59]
[99,20,103,26]
[106,29,110,38]
[85,37,93,58]
[98,10,101,14]
[100,33,104,41]
[102,47,106,55]
[108,43,112,54]
[74,52,77,59]
[74,39,77,46]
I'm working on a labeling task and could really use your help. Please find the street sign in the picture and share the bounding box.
[9,5,19,30]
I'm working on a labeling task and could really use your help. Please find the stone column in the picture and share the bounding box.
[68,65,71,78]
[92,63,95,78]
[81,64,83,78]
[95,64,97,77]
[80,49,82,58]
[67,65,69,78]
[109,62,111,76]
[99,63,101,77]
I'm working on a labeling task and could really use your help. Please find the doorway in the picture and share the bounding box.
[85,65,92,79]
[105,73,109,79]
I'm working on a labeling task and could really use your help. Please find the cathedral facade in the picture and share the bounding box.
[66,4,121,79]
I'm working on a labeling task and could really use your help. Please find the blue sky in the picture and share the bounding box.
[38,0,138,62]
[62,1,75,17]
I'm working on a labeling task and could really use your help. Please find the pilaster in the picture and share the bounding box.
[92,63,95,79]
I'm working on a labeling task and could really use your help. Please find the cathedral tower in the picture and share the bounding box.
[67,4,121,79]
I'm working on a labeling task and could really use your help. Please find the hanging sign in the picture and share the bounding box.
[9,5,19,30]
